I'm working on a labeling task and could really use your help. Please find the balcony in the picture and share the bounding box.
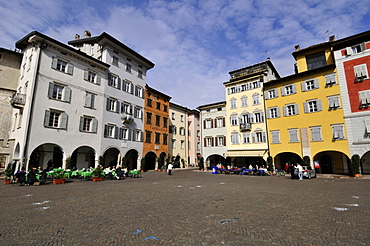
[10,93,26,108]
[240,123,251,131]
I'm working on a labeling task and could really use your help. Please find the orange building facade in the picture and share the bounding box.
[143,85,171,170]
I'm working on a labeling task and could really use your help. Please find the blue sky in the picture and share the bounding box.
[1,0,370,109]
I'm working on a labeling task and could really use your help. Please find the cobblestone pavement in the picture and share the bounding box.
[1,169,369,246]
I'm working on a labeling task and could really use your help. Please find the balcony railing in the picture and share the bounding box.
[10,93,26,108]
[240,123,251,131]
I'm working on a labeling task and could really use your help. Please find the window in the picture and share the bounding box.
[217,136,225,146]
[289,129,299,143]
[147,98,152,107]
[138,70,143,79]
[180,127,185,136]
[121,102,132,115]
[240,113,251,124]
[230,99,236,109]
[328,96,340,110]
[283,104,299,116]
[156,102,161,110]
[108,73,121,89]
[44,110,68,129]
[205,137,213,147]
[135,86,144,98]
[266,89,278,99]
[84,92,95,108]
[79,116,97,133]
[230,114,238,126]
[205,119,212,129]
[306,51,326,70]
[155,132,161,144]
[163,117,168,128]
[304,100,322,113]
[112,56,119,66]
[243,133,250,144]
[119,128,129,140]
[181,140,185,149]
[106,98,119,113]
[325,73,336,86]
[252,132,266,143]
[241,96,248,107]
[332,124,345,140]
[123,80,133,94]
[146,112,152,124]
[134,106,142,119]
[354,64,369,81]
[346,43,366,55]
[217,118,224,127]
[48,82,71,102]
[301,79,319,91]
[126,63,131,73]
[156,115,161,126]
[51,57,73,75]
[172,112,175,120]
[254,112,264,123]
[310,126,322,141]
[104,124,118,138]
[163,134,168,145]
[146,131,152,143]
[359,90,370,107]
[231,133,239,144]
[271,130,280,144]
[172,139,176,149]
[133,130,143,142]
[169,125,176,134]
[84,70,101,85]
[268,107,280,119]
[163,105,168,112]
[281,84,296,96]
[252,94,260,105]
[181,115,184,122]
[253,81,260,89]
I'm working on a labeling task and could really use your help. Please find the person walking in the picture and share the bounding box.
[297,163,303,180]
[290,164,295,179]
[167,163,173,175]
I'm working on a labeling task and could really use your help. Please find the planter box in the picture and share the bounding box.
[93,177,103,182]
[4,179,11,185]
[53,179,65,184]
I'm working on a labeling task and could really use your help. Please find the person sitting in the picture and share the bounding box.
[115,166,124,180]
[15,169,26,186]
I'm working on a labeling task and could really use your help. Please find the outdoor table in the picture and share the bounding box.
[47,171,54,178]
[64,170,71,179]
[129,170,141,178]
[80,171,92,179]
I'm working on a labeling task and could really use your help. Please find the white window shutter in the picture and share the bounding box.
[314,79,319,89]
[92,118,98,133]
[294,104,299,115]
[48,82,54,98]
[63,87,71,102]
[276,107,281,117]
[60,113,68,129]
[346,47,352,56]
[283,106,287,116]
[292,84,297,94]
[51,57,58,69]
[85,93,92,107]
[79,116,84,131]
[262,132,266,142]
[84,70,89,81]
[364,119,370,134]
[274,88,278,97]
[304,102,309,113]
[301,82,307,92]
[264,91,269,99]
[67,63,73,75]
[96,74,101,85]
[317,100,322,111]
[281,87,286,96]
[360,43,365,52]
[44,110,50,127]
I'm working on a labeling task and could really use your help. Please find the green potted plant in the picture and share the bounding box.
[4,168,13,184]
[92,166,103,182]
[267,156,273,172]
[351,154,361,177]
[303,156,310,166]
[65,155,73,170]
[53,169,65,184]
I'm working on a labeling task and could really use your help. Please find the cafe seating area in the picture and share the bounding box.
[212,166,271,176]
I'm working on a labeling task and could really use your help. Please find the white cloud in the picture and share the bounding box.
[1,0,369,108]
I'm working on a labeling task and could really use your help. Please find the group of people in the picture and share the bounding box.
[285,163,304,180]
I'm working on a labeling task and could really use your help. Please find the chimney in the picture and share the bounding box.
[329,35,335,42]
[84,30,91,38]
[295,45,300,51]
[75,34,80,40]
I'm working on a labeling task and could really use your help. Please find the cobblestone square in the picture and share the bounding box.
[1,169,369,245]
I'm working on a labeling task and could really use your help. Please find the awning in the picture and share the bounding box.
[225,150,268,157]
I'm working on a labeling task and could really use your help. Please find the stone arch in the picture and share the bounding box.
[361,151,370,174]
[70,146,96,169]
[29,143,64,170]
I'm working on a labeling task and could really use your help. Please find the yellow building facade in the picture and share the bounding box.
[224,60,280,167]
[265,41,350,174]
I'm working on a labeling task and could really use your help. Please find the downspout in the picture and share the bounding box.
[261,75,272,168]
[22,39,44,170]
